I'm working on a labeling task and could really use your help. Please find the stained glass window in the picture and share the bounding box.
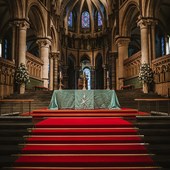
[161,37,165,56]
[83,68,91,90]
[98,12,102,27]
[82,11,90,28]
[68,12,73,27]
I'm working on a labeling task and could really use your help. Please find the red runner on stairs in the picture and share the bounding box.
[13,116,158,170]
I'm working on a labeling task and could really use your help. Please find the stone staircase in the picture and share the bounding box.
[1,90,53,115]
[0,116,34,169]
[135,116,170,169]
[116,89,169,114]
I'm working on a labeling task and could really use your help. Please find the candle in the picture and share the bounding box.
[59,71,62,78]
[107,71,109,78]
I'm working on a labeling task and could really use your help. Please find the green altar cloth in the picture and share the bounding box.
[48,90,120,110]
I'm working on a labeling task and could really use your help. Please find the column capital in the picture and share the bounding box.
[115,36,130,47]
[137,16,158,29]
[11,19,30,30]
[36,37,51,48]
[50,51,60,59]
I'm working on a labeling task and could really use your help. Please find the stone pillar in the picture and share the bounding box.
[37,38,51,88]
[49,54,54,91]
[91,66,95,89]
[109,52,117,90]
[75,66,80,89]
[116,37,130,90]
[15,20,29,94]
[138,18,157,93]
[10,22,17,63]
[137,17,149,64]
[52,51,60,90]
[150,20,157,60]
[16,20,30,65]
[103,64,107,89]
[62,65,69,89]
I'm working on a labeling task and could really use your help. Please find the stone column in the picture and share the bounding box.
[15,20,29,94]
[116,37,130,90]
[52,51,60,90]
[150,20,157,60]
[16,20,30,65]
[109,52,117,90]
[103,64,107,89]
[62,65,69,89]
[138,18,157,93]
[137,17,149,64]
[75,66,80,89]
[49,54,54,91]
[91,66,95,89]
[37,38,51,88]
[9,22,17,63]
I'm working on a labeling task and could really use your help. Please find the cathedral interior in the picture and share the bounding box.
[0,0,169,97]
[0,0,170,169]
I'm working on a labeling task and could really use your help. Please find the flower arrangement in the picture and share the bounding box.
[15,63,30,85]
[138,63,153,84]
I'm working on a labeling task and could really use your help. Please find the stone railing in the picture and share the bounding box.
[152,55,170,96]
[26,52,43,80]
[0,58,15,99]
[124,51,141,79]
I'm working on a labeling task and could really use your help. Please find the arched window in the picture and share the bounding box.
[81,11,90,28]
[4,39,8,59]
[68,12,73,27]
[161,37,165,56]
[98,12,102,27]
[83,67,91,90]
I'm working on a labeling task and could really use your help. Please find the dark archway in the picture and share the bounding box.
[95,54,104,89]
[67,55,75,89]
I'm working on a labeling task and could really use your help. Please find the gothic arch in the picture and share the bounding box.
[80,54,91,64]
[15,0,25,18]
[119,1,139,36]
[27,2,46,37]
[50,25,58,52]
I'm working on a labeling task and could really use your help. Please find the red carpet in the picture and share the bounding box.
[35,117,133,128]
[26,108,150,118]
[13,115,158,170]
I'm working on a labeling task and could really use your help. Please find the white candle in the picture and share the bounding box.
[107,71,109,78]
[59,71,62,78]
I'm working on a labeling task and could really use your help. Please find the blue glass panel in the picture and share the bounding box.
[98,12,102,27]
[68,12,73,27]
[83,68,91,90]
[82,11,90,28]
[161,37,165,56]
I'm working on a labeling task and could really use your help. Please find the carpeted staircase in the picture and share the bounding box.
[1,116,160,170]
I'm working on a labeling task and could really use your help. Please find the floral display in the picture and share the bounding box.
[139,63,153,84]
[15,63,30,85]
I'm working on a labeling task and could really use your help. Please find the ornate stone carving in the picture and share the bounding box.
[36,38,51,48]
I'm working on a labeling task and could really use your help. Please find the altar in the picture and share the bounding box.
[49,90,120,110]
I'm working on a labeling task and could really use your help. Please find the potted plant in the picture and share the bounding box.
[139,63,154,93]
[15,63,30,94]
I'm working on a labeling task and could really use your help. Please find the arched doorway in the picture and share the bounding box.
[83,67,91,90]
[80,55,91,90]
